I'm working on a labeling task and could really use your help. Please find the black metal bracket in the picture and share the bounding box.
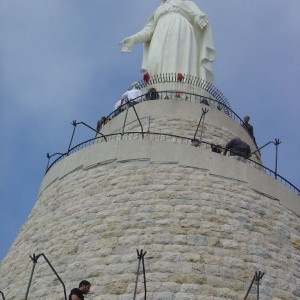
[68,120,107,154]
[46,152,64,170]
[251,138,281,178]
[25,253,67,300]
[122,100,144,139]
[0,291,5,300]
[244,271,265,300]
[193,108,209,142]
[133,249,147,300]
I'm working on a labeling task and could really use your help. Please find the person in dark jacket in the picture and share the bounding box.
[223,137,251,161]
[69,280,91,300]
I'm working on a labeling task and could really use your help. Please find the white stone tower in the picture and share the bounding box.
[0,76,299,300]
[1,1,300,299]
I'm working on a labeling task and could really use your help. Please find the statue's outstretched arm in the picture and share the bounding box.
[120,19,154,53]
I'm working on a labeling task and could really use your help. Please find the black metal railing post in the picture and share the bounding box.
[25,253,39,300]
[274,138,281,179]
[193,108,209,141]
[67,120,77,155]
[133,249,147,300]
[251,138,281,179]
[199,108,209,145]
[122,107,129,138]
[124,99,144,139]
[46,152,64,172]
[0,291,5,300]
[25,253,67,300]
[244,271,265,300]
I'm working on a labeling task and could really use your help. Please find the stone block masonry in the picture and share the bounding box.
[0,156,299,299]
[1,100,299,299]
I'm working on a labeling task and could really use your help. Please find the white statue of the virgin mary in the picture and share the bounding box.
[120,0,216,83]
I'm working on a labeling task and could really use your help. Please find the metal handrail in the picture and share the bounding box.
[106,91,236,123]
[45,131,300,196]
[129,73,231,110]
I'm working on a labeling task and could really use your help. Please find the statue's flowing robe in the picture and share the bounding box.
[135,0,215,83]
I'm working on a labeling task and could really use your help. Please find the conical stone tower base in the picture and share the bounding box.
[1,92,300,299]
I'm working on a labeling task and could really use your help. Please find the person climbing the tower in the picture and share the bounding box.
[69,280,91,300]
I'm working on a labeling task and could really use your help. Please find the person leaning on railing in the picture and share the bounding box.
[223,137,251,162]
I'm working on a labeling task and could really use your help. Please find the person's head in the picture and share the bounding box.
[79,280,91,294]
[191,138,200,147]
[132,82,139,89]
[211,144,222,154]
[244,115,250,124]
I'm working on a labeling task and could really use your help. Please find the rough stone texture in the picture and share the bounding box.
[0,100,299,300]
[0,159,300,299]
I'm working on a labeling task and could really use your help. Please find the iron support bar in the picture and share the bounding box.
[46,152,64,170]
[25,253,67,300]
[75,121,107,142]
[251,141,274,155]
[0,291,5,300]
[274,138,281,179]
[125,100,144,138]
[67,120,77,155]
[244,271,265,300]
[251,139,281,178]
[193,108,209,141]
[25,253,38,300]
[133,249,147,300]
[199,108,209,144]
[122,108,129,138]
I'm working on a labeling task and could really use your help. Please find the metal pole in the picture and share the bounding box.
[46,153,51,170]
[122,108,129,138]
[274,138,281,179]
[25,253,67,300]
[199,108,209,145]
[133,250,142,300]
[131,103,144,139]
[250,141,274,156]
[193,108,207,140]
[255,271,264,300]
[41,254,67,300]
[67,120,77,155]
[25,254,38,300]
[244,274,256,300]
[0,291,5,300]
[141,251,147,300]
[244,271,264,300]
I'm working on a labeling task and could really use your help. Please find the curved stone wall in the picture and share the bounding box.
[1,100,299,300]
[101,100,260,161]
[0,139,299,300]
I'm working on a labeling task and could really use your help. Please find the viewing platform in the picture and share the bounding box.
[43,76,299,217]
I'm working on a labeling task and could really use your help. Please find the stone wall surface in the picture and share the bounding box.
[1,100,299,300]
[0,154,300,299]
[101,100,258,155]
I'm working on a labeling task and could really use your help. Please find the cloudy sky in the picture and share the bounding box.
[1,0,299,261]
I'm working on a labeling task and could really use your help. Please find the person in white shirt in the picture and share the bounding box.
[121,82,142,104]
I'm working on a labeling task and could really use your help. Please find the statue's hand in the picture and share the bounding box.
[120,37,134,53]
